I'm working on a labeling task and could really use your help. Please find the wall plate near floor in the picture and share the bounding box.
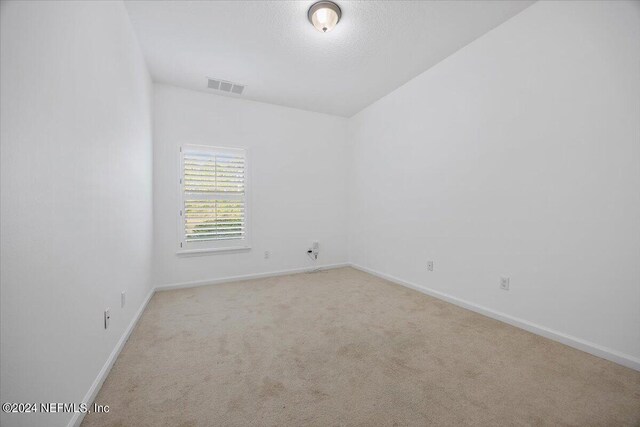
[500,277,510,290]
[104,308,111,329]
[427,261,434,271]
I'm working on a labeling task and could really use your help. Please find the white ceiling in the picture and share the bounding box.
[125,1,534,117]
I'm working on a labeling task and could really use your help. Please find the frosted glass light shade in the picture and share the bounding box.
[308,1,341,33]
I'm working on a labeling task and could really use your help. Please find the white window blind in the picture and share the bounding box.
[179,145,249,252]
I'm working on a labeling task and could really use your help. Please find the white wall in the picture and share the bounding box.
[0,2,153,426]
[153,84,348,287]
[348,0,640,365]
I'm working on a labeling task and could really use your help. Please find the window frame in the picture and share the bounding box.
[176,144,251,255]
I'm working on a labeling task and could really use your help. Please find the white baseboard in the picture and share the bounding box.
[155,262,351,291]
[349,263,640,372]
[68,288,155,427]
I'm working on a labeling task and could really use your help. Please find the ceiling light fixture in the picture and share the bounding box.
[308,1,341,33]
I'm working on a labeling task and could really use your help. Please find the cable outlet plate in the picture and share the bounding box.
[500,277,510,290]
[104,308,111,329]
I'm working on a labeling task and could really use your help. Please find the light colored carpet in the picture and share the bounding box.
[82,267,640,426]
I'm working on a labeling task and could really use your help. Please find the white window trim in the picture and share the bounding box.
[176,144,251,255]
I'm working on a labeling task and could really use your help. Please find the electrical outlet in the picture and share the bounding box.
[309,241,320,260]
[427,261,434,271]
[264,251,270,259]
[104,308,111,329]
[121,291,126,308]
[500,277,510,290]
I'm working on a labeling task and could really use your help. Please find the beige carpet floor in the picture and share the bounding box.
[82,267,640,426]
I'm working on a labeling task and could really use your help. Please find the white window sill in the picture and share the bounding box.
[176,246,251,257]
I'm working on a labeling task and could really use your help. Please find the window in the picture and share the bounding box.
[178,145,249,253]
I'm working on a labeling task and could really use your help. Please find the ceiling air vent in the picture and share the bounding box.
[207,77,245,95]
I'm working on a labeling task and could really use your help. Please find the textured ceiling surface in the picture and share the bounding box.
[125,1,534,117]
